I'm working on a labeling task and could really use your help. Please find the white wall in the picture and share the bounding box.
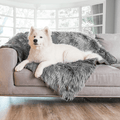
[114,0,120,33]
[105,0,115,33]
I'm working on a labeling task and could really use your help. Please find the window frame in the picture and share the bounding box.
[0,5,14,40]
[81,4,104,34]
[0,0,106,41]
[57,7,80,31]
[15,7,34,34]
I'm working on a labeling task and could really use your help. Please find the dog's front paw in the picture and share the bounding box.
[15,64,24,72]
[34,70,43,78]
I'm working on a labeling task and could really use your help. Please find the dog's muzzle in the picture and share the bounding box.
[33,39,38,45]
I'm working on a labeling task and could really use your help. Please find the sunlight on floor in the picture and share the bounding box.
[0,96,62,120]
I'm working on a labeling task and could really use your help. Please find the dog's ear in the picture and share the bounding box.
[29,26,34,35]
[43,26,51,36]
[43,26,52,44]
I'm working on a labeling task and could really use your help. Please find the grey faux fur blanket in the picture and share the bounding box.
[1,31,117,101]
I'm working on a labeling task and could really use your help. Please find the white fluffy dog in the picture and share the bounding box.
[15,26,103,78]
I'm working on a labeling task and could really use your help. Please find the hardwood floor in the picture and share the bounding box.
[1,97,120,120]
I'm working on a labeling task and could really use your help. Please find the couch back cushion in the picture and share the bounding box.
[96,34,120,63]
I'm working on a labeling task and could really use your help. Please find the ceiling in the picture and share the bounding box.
[0,0,103,9]
[6,0,87,4]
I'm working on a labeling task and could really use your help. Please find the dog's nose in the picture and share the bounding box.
[33,39,38,43]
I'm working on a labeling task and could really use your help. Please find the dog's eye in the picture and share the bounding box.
[40,36,43,38]
[34,36,36,38]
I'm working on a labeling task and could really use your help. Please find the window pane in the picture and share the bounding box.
[16,29,29,33]
[58,28,79,32]
[0,27,13,36]
[82,15,103,27]
[82,26,102,34]
[37,20,56,28]
[59,18,79,28]
[37,10,56,18]
[93,26,102,34]
[0,5,13,16]
[82,4,103,16]
[16,18,34,28]
[16,8,34,18]
[50,28,56,31]
[58,8,79,18]
[0,16,13,27]
[0,37,9,46]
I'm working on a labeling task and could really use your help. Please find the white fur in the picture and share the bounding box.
[15,26,103,78]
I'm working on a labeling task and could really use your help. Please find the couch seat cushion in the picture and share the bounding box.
[14,65,120,87]
[86,65,120,86]
[14,69,46,86]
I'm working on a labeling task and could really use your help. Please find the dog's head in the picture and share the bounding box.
[28,26,52,48]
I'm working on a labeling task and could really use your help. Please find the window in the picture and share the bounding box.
[0,3,104,45]
[16,8,34,33]
[37,10,56,30]
[0,5,13,45]
[58,8,79,31]
[82,4,103,34]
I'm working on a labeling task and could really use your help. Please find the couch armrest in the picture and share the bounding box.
[0,48,17,94]
[111,64,120,70]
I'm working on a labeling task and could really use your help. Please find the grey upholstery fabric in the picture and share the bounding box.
[1,32,30,63]
[14,65,120,87]
[96,34,120,63]
[1,32,117,101]
[14,69,46,86]
[0,48,120,98]
[111,64,120,69]
[77,87,120,97]
[86,65,120,86]
[0,48,17,94]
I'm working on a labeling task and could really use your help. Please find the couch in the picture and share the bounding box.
[0,34,120,98]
